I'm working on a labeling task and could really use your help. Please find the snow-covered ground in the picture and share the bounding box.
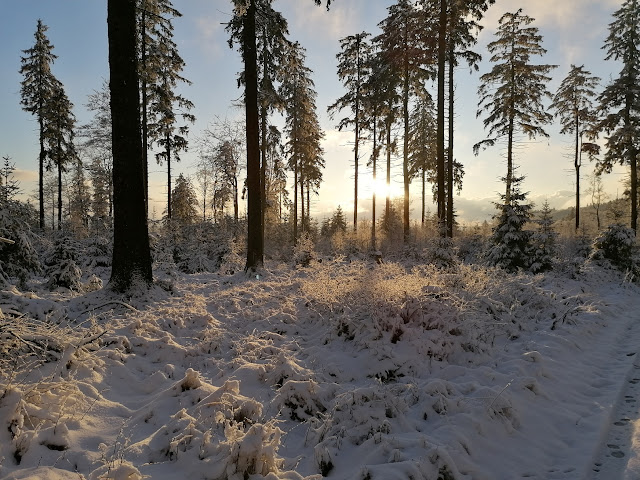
[1,257,640,480]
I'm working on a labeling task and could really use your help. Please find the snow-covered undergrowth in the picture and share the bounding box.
[0,258,638,479]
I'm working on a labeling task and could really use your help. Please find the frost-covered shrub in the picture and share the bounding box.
[591,223,636,270]
[486,176,534,272]
[529,201,558,273]
[422,237,458,269]
[44,234,83,291]
[0,200,41,287]
[293,232,315,267]
[455,234,487,264]
[153,221,233,274]
[82,234,112,270]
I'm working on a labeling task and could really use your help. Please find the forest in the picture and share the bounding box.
[2,0,640,479]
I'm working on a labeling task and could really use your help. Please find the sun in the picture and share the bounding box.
[361,176,402,200]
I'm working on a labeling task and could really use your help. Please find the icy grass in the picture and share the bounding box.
[0,258,629,479]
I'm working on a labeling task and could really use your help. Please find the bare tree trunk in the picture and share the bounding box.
[243,0,263,270]
[140,5,150,218]
[575,117,580,231]
[166,132,172,219]
[447,42,455,238]
[436,0,447,237]
[107,0,153,292]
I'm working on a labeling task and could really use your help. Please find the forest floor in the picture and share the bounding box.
[1,256,640,479]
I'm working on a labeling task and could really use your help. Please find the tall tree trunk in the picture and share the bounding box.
[371,117,377,250]
[57,147,62,230]
[300,174,305,233]
[506,115,514,205]
[166,133,172,220]
[575,115,580,232]
[447,42,455,238]
[385,120,391,229]
[354,120,359,232]
[140,5,149,218]
[260,104,267,242]
[631,147,638,232]
[421,167,425,226]
[306,182,310,230]
[39,116,45,229]
[436,0,447,237]
[107,0,153,292]
[402,36,410,243]
[243,0,263,270]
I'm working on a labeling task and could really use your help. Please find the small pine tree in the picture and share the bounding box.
[529,200,557,273]
[487,174,534,272]
[330,205,347,235]
[170,173,199,225]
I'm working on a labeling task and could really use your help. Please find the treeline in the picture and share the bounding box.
[3,0,640,292]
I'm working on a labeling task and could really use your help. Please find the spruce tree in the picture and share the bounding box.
[377,0,437,242]
[487,173,533,272]
[529,200,557,273]
[138,0,195,220]
[281,41,325,243]
[430,0,493,237]
[78,82,114,223]
[107,0,153,292]
[597,0,640,232]
[365,44,399,235]
[67,156,91,236]
[328,32,372,232]
[442,0,491,237]
[474,9,556,204]
[228,0,289,244]
[550,65,600,232]
[44,82,76,230]
[19,19,59,230]
[170,173,199,225]
[408,90,437,227]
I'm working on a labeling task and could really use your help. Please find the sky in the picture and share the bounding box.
[0,0,629,224]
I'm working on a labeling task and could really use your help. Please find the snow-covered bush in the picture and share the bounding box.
[590,223,637,270]
[44,234,83,291]
[529,201,558,273]
[422,237,458,269]
[0,200,41,287]
[153,221,234,274]
[486,175,534,272]
[293,232,316,267]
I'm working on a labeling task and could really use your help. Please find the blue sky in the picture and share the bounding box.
[0,0,628,223]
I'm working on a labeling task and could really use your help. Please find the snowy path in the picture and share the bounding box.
[590,326,640,479]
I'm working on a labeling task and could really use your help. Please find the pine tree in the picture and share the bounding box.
[441,0,491,237]
[408,90,437,227]
[78,82,114,224]
[44,82,76,230]
[551,65,600,232]
[67,156,91,236]
[199,118,245,224]
[228,0,289,244]
[107,0,153,292]
[0,156,21,203]
[328,32,372,232]
[487,173,534,272]
[138,0,195,220]
[281,41,325,243]
[377,0,437,242]
[170,173,199,224]
[365,44,400,236]
[597,0,640,232]
[474,9,556,205]
[529,200,557,273]
[19,19,59,230]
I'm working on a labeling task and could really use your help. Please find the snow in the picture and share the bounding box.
[1,257,640,479]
